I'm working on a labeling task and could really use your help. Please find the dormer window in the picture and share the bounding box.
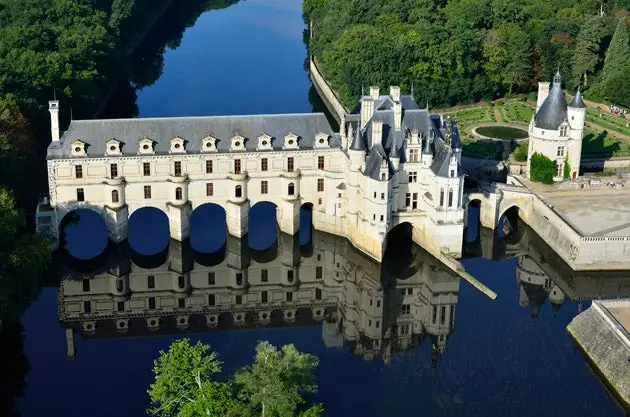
[105,139,122,156]
[314,133,329,149]
[230,135,246,151]
[170,136,186,153]
[284,133,299,150]
[71,140,87,157]
[559,125,568,137]
[202,135,218,152]
[257,134,273,150]
[138,137,155,155]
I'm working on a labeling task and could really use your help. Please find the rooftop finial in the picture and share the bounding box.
[361,85,365,96]
[53,85,57,101]
[553,68,562,85]
[411,82,415,98]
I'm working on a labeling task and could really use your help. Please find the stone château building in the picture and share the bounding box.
[39,86,465,260]
[527,71,587,181]
[59,231,459,363]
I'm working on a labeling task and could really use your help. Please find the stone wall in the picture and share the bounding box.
[309,58,347,122]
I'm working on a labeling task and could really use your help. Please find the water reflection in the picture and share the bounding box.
[58,230,460,363]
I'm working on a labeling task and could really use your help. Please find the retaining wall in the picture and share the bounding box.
[309,58,347,123]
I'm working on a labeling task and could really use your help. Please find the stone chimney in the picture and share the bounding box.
[360,97,375,129]
[390,86,400,102]
[394,102,402,130]
[49,100,60,142]
[370,86,380,100]
[371,119,383,149]
[536,82,550,111]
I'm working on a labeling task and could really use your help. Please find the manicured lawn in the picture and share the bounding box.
[586,109,630,136]
[504,102,534,124]
[581,130,630,158]
[444,106,491,125]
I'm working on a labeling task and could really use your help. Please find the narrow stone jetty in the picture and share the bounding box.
[568,299,630,410]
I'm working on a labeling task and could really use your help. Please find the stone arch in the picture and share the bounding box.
[498,205,520,242]
[465,199,482,243]
[128,207,170,255]
[382,222,417,279]
[288,182,295,196]
[248,201,278,251]
[59,208,109,260]
[190,203,227,254]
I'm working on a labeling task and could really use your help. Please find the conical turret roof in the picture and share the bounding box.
[568,89,586,109]
[534,72,568,130]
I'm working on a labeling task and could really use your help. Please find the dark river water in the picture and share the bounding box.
[6,0,630,416]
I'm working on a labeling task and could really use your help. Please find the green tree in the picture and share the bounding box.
[602,18,630,106]
[148,338,236,417]
[563,157,571,179]
[483,23,532,93]
[571,16,608,87]
[530,152,556,184]
[234,341,322,417]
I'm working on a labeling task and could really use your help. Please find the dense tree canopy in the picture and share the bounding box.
[305,0,630,107]
[148,339,324,417]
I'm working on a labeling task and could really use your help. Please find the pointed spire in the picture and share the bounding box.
[553,68,562,85]
[350,123,366,151]
[425,100,429,110]
[422,133,433,155]
[410,82,415,98]
[568,88,586,109]
[361,84,365,96]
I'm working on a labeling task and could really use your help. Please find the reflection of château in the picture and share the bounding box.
[58,231,459,363]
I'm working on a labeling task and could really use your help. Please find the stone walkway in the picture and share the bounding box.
[608,305,630,331]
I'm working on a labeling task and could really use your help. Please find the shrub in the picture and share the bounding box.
[563,157,571,179]
[512,142,528,162]
[530,152,556,184]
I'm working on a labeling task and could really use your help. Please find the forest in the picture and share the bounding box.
[303,0,630,108]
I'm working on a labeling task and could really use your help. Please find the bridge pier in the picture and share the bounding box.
[168,202,192,241]
[105,204,128,243]
[226,200,250,238]
[277,198,301,236]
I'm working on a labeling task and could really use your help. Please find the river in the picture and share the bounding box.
[6,0,628,416]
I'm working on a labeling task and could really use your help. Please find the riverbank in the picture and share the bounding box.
[568,299,630,411]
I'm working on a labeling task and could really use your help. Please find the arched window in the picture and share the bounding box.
[178,275,186,289]
[175,187,183,200]
[235,185,242,198]
[448,189,454,207]
[288,182,295,195]
[111,190,119,203]
[116,278,124,293]
[439,188,445,207]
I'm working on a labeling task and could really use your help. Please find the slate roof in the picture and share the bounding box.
[47,113,338,159]
[568,89,587,109]
[352,93,461,179]
[534,74,568,130]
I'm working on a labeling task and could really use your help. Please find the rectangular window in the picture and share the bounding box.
[261,290,268,303]
[412,193,418,210]
[261,269,268,282]
[236,295,242,305]
[234,159,241,174]
[287,157,294,172]
[117,301,125,312]
[315,288,322,300]
[376,300,381,307]
[208,272,215,285]
[381,193,385,200]
[144,185,152,199]
[381,172,386,181]
[440,305,446,325]
[432,305,437,324]
[448,190,453,207]
[402,304,411,315]
[408,172,417,183]
[149,297,156,310]
[450,169,455,178]
[110,164,118,178]
[318,156,325,170]
[286,292,293,302]
[261,180,268,194]
[409,149,419,162]
[557,163,563,177]
[206,183,214,196]
[407,288,413,295]
[400,323,410,335]
[261,158,268,172]
[174,161,182,176]
[77,188,85,202]
[317,178,324,192]
[406,193,411,207]
[209,294,215,306]
[557,146,565,157]
[82,279,90,292]
[315,266,323,279]
[75,165,83,179]
[143,162,150,176]
[178,298,185,308]
[206,160,213,174]
[148,275,155,289]
[380,215,384,222]
[84,301,91,313]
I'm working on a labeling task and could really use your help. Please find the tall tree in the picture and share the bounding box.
[602,18,630,106]
[148,338,236,417]
[571,16,608,87]
[234,341,322,417]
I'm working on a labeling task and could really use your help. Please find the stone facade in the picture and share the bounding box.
[41,87,465,260]
[58,231,459,363]
[527,71,587,181]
